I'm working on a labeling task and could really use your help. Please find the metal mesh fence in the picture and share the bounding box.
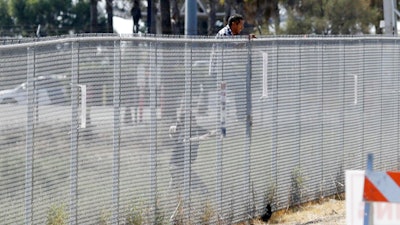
[1,35,400,224]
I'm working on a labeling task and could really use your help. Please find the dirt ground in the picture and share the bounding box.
[243,197,346,225]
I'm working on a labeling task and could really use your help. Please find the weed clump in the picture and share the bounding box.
[46,203,68,225]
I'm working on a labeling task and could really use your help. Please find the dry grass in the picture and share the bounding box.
[237,195,345,225]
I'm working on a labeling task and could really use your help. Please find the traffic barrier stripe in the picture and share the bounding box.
[363,176,387,202]
[387,171,400,187]
[363,171,400,203]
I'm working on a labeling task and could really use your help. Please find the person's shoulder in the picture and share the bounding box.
[216,25,233,37]
[215,29,223,36]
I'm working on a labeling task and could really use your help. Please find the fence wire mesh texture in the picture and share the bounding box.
[1,35,399,224]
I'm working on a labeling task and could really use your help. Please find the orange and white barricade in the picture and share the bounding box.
[362,153,400,225]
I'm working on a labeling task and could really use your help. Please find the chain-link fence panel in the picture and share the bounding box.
[2,36,400,224]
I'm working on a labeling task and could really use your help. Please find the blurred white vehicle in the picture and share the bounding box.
[0,76,69,105]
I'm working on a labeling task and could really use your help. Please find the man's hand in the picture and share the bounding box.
[169,125,177,139]
[248,34,256,40]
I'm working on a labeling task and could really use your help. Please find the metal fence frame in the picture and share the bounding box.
[1,35,400,224]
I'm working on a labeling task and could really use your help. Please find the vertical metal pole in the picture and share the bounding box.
[364,153,374,225]
[320,41,325,187]
[216,40,223,212]
[70,41,79,225]
[262,52,268,98]
[78,85,87,129]
[149,41,158,224]
[354,74,358,105]
[391,0,398,36]
[272,43,278,195]
[183,40,192,222]
[25,46,35,225]
[298,42,302,169]
[112,40,121,224]
[245,40,252,214]
[185,0,197,35]
[362,41,366,171]
[384,0,396,36]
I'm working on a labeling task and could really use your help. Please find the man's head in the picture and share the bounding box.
[228,14,244,35]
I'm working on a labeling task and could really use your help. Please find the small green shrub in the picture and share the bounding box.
[98,209,111,225]
[154,199,166,225]
[46,203,68,225]
[125,205,144,225]
[264,182,277,206]
[200,200,214,225]
[290,167,305,206]
[170,199,184,225]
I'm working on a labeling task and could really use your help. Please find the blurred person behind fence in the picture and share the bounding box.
[168,108,214,193]
[131,0,141,33]
[209,14,255,121]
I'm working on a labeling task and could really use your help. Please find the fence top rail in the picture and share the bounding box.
[0,34,399,50]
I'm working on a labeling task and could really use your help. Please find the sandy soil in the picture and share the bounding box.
[247,198,346,225]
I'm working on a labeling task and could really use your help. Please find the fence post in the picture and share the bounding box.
[245,39,252,215]
[364,153,374,225]
[70,41,79,225]
[112,39,122,224]
[183,39,192,222]
[25,46,35,225]
[216,42,223,213]
[149,40,158,224]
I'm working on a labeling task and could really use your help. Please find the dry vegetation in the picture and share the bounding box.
[238,195,345,225]
[1,118,347,225]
